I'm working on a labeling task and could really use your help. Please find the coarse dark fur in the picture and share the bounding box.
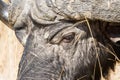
[14,15,120,80]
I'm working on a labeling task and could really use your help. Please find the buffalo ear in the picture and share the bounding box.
[0,0,10,27]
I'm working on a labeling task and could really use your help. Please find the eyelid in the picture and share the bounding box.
[62,32,75,37]
[50,28,76,44]
[50,27,79,44]
[50,32,75,44]
[47,25,72,42]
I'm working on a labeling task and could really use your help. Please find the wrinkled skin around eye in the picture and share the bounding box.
[14,20,120,80]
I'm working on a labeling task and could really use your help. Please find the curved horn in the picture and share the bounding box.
[0,0,9,26]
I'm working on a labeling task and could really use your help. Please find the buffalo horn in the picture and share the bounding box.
[0,0,9,26]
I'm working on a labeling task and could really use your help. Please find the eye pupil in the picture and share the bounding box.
[62,32,75,43]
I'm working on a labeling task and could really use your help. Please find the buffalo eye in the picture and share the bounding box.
[61,32,75,43]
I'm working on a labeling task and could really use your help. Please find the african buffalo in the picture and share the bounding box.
[0,0,120,80]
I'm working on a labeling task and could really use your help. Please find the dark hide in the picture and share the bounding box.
[15,18,120,80]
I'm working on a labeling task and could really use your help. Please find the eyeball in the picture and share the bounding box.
[61,32,75,43]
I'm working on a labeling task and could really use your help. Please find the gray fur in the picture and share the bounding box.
[6,0,120,80]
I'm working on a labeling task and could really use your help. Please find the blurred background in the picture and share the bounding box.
[0,21,23,80]
[0,0,23,80]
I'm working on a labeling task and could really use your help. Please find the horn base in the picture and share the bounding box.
[0,0,9,26]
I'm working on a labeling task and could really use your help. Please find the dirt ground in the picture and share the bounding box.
[0,21,23,80]
[109,63,120,80]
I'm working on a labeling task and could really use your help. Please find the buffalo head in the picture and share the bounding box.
[0,0,120,80]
